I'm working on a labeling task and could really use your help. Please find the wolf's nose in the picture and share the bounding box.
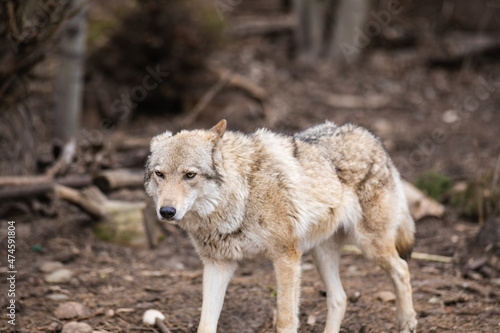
[159,206,176,219]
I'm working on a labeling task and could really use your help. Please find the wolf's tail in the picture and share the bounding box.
[395,213,415,262]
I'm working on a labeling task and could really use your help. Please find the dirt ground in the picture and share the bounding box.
[1,211,499,332]
[1,1,500,332]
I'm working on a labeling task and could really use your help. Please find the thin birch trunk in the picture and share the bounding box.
[53,0,87,143]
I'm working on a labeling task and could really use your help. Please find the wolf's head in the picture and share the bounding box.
[145,120,227,222]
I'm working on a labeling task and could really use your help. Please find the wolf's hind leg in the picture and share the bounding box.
[357,228,417,333]
[312,236,346,333]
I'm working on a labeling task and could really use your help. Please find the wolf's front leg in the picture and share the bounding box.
[273,251,302,333]
[198,260,237,333]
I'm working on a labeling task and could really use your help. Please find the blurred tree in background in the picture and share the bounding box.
[0,0,75,176]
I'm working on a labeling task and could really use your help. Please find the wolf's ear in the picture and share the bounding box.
[209,119,226,142]
[210,120,226,177]
[150,130,172,149]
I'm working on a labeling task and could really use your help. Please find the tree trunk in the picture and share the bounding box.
[53,0,87,143]
[293,0,372,65]
[293,0,329,63]
[328,0,372,65]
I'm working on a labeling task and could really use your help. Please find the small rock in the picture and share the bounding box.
[49,322,60,331]
[62,321,92,333]
[491,278,500,287]
[106,309,115,317]
[464,256,489,271]
[345,265,361,277]
[479,265,495,278]
[442,109,459,123]
[45,268,74,284]
[375,291,396,303]
[39,261,64,274]
[46,293,69,301]
[465,271,484,281]
[348,291,361,303]
[70,277,81,286]
[142,309,165,326]
[428,296,440,304]
[306,314,317,326]
[54,302,90,319]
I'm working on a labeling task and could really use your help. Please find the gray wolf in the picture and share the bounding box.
[145,120,417,333]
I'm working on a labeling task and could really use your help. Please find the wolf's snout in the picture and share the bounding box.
[159,206,176,220]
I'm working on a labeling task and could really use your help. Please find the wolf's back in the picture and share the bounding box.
[294,121,338,143]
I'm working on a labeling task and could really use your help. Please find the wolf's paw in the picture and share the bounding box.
[399,318,417,333]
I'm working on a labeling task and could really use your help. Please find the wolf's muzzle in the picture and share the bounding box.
[159,206,176,220]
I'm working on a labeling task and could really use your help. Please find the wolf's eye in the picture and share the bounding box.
[155,171,164,178]
[185,172,197,179]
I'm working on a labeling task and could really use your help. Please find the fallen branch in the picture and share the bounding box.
[411,252,453,263]
[54,184,108,219]
[113,148,150,169]
[113,136,151,151]
[0,138,76,187]
[46,138,77,178]
[342,244,452,263]
[402,179,446,220]
[94,169,145,191]
[155,318,172,333]
[179,65,269,127]
[427,32,500,66]
[315,91,392,109]
[180,71,232,126]
[0,174,92,200]
[0,174,52,187]
[55,185,154,247]
[207,64,268,101]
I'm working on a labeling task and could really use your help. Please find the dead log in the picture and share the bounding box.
[94,169,145,191]
[55,185,157,248]
[0,174,92,200]
[113,136,151,151]
[428,32,500,67]
[54,184,108,219]
[112,148,150,169]
[402,179,446,220]
[0,138,77,187]
[0,175,52,187]
[315,91,392,109]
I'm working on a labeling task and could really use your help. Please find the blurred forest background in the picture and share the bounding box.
[0,0,499,332]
